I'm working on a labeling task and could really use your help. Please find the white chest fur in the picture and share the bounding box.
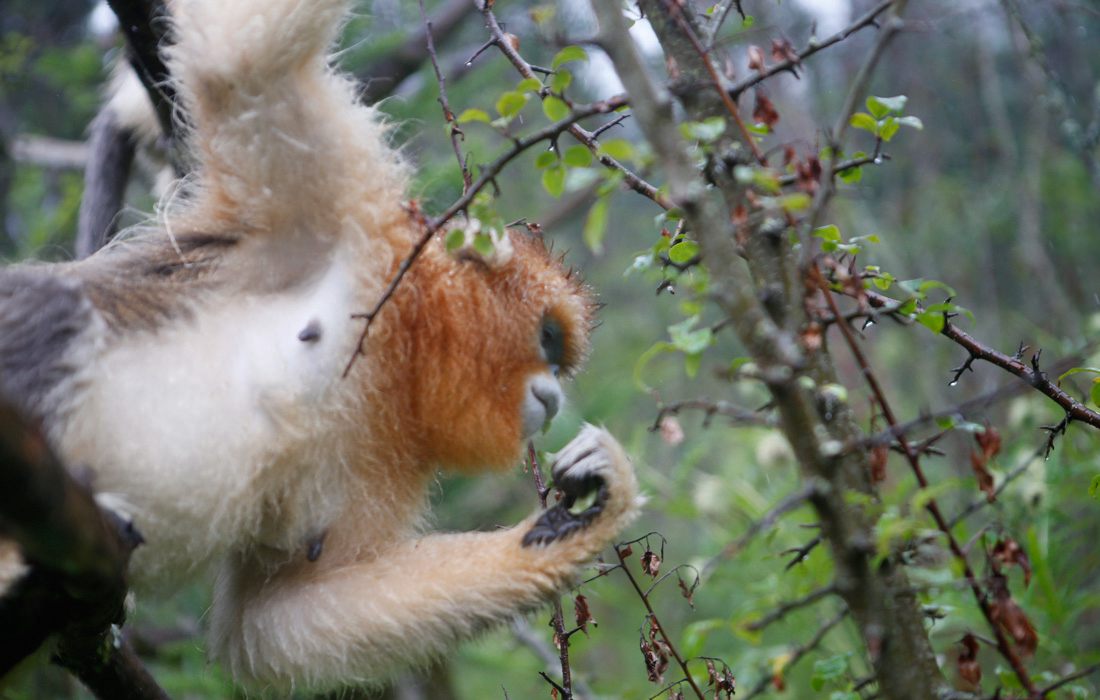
[59,258,359,588]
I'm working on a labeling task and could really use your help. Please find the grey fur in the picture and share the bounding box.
[0,269,93,421]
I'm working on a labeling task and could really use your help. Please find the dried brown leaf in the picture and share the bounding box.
[747,45,766,74]
[753,93,780,128]
[641,549,662,577]
[574,593,594,635]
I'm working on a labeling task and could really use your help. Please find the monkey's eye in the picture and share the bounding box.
[540,317,566,370]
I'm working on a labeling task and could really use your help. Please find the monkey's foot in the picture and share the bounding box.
[522,425,615,547]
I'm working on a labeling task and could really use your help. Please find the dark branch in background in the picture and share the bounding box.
[650,398,776,431]
[741,608,850,700]
[743,583,837,632]
[104,0,176,154]
[0,401,167,699]
[1003,0,1100,186]
[702,480,820,576]
[814,268,1038,695]
[361,0,471,104]
[343,95,627,375]
[76,109,136,259]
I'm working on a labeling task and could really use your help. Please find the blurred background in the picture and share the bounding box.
[2,0,1099,697]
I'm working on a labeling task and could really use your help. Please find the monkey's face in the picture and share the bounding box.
[390,231,595,473]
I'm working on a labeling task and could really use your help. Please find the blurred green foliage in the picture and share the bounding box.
[2,1,1099,698]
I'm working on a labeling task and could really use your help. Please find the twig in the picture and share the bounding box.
[727,1,895,99]
[511,619,595,700]
[651,398,776,431]
[744,583,837,632]
[342,95,627,376]
[360,0,471,104]
[703,481,821,576]
[615,543,707,700]
[476,1,670,209]
[528,443,575,700]
[801,0,907,258]
[419,0,472,193]
[783,536,822,570]
[1035,662,1100,697]
[947,445,1045,529]
[742,608,850,700]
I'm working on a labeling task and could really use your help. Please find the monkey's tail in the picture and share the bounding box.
[164,0,408,241]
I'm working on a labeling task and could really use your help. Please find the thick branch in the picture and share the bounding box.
[0,402,166,698]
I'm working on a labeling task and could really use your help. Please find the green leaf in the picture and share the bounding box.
[867,94,908,116]
[550,68,572,93]
[444,228,465,252]
[563,145,593,167]
[456,108,490,124]
[742,15,755,28]
[780,193,812,211]
[541,164,565,197]
[1089,475,1100,500]
[1057,366,1100,382]
[597,138,635,162]
[1091,379,1100,409]
[534,150,558,169]
[684,352,702,378]
[583,197,609,254]
[916,310,946,334]
[814,224,841,242]
[633,341,675,389]
[838,166,862,183]
[668,240,699,264]
[473,233,494,257]
[897,115,924,130]
[669,316,713,355]
[850,112,879,134]
[879,116,900,142]
[495,91,528,117]
[515,77,542,93]
[551,45,588,69]
[679,117,726,143]
[542,95,570,122]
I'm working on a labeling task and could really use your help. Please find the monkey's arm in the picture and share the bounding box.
[209,427,640,689]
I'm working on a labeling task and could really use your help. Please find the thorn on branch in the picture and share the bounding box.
[1039,413,1071,459]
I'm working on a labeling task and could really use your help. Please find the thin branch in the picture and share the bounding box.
[1035,662,1100,697]
[947,445,1045,530]
[801,1,907,258]
[419,0,472,192]
[744,583,837,632]
[727,1,895,100]
[528,443,575,700]
[615,544,706,700]
[742,608,850,700]
[703,481,821,576]
[360,0,471,104]
[475,1,670,209]
[512,620,595,700]
[651,398,776,431]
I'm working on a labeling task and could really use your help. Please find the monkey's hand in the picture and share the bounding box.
[522,424,639,548]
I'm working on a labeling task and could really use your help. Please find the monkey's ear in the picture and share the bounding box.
[446,220,514,268]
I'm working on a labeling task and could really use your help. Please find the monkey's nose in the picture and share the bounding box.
[531,382,561,422]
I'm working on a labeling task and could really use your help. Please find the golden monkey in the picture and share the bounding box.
[0,0,640,689]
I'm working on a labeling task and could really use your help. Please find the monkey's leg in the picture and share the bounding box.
[210,427,639,690]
